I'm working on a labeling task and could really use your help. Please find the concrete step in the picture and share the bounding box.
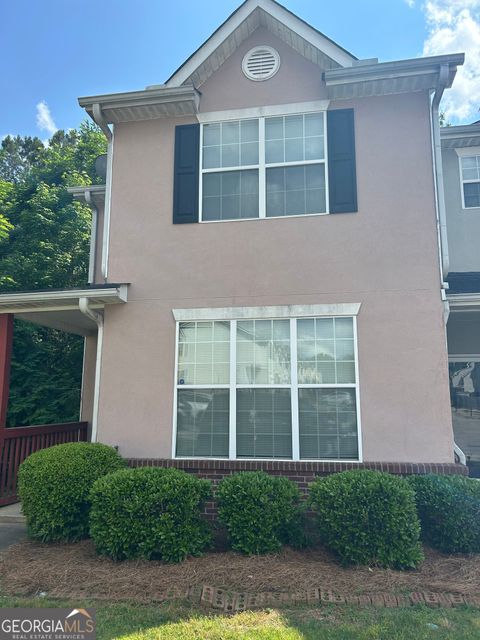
[0,502,26,524]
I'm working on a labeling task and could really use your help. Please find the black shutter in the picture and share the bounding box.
[173,124,200,224]
[327,109,357,213]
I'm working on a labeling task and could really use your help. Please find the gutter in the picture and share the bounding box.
[79,297,104,443]
[431,63,450,282]
[90,103,113,281]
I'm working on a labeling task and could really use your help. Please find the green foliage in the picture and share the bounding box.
[0,122,107,427]
[217,471,304,555]
[18,442,125,542]
[309,470,424,568]
[407,474,480,553]
[89,467,212,562]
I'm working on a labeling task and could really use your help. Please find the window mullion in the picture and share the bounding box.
[259,117,266,218]
[229,319,237,459]
[290,318,300,461]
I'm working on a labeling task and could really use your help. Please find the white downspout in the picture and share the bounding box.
[84,190,97,284]
[92,103,113,281]
[79,298,104,443]
[431,63,450,281]
[431,64,466,466]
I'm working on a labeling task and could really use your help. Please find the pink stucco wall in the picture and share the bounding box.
[92,28,454,462]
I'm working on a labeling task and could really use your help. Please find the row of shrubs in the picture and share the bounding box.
[18,443,480,569]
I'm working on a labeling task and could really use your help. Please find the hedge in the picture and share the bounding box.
[89,467,212,562]
[309,470,424,568]
[18,442,125,542]
[217,471,305,554]
[407,474,480,553]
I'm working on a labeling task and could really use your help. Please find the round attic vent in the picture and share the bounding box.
[242,46,280,81]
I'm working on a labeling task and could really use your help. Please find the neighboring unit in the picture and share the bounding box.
[442,122,480,475]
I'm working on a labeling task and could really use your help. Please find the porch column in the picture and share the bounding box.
[0,314,13,428]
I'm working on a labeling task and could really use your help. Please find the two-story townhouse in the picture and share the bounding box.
[0,0,468,488]
[442,122,480,476]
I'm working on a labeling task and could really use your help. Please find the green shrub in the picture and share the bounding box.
[309,470,423,568]
[217,471,304,555]
[407,474,480,553]
[89,467,212,562]
[18,442,125,542]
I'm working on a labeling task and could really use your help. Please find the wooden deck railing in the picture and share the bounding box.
[0,422,88,506]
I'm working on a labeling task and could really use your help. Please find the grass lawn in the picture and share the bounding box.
[1,595,479,640]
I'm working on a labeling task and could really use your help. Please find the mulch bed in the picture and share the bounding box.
[1,540,480,604]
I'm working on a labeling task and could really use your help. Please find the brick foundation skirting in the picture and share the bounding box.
[126,458,468,519]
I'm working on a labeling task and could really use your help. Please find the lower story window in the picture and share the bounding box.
[174,317,360,460]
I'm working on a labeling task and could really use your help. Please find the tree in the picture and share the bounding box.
[0,122,107,426]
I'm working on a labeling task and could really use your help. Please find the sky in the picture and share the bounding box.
[0,0,479,141]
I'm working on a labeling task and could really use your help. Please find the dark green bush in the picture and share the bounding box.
[407,474,480,553]
[18,442,125,542]
[309,470,423,568]
[89,467,212,562]
[217,471,304,555]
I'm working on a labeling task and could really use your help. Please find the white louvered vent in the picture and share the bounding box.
[242,46,280,81]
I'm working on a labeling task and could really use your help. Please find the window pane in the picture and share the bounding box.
[266,165,326,217]
[297,317,355,384]
[299,388,358,459]
[202,120,259,170]
[237,389,292,458]
[461,156,480,181]
[265,113,325,165]
[178,321,230,384]
[176,389,229,457]
[237,319,291,384]
[464,182,480,208]
[202,170,259,221]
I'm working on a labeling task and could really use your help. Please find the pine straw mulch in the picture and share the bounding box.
[1,539,480,604]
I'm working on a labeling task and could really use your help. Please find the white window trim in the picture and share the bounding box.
[198,108,329,223]
[455,147,480,210]
[173,303,362,322]
[171,307,363,463]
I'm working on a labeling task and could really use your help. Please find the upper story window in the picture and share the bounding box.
[460,154,480,209]
[200,112,327,222]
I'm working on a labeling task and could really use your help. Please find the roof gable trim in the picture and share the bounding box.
[165,0,356,88]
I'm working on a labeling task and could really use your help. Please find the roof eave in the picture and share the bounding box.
[324,53,464,100]
[78,86,200,124]
[441,123,480,149]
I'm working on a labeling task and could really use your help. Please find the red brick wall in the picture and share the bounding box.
[126,458,468,520]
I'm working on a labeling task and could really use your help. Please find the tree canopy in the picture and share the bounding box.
[0,123,106,426]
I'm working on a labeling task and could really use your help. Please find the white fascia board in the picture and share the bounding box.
[325,53,464,88]
[78,86,199,122]
[198,100,330,123]
[0,286,128,314]
[173,303,361,322]
[165,0,356,88]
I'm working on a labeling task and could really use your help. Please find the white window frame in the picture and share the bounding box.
[456,147,480,210]
[198,107,329,223]
[171,305,362,462]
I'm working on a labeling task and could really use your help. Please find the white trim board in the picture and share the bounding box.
[173,303,361,322]
[165,0,355,88]
[198,101,330,123]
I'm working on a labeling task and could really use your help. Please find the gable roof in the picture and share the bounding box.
[165,0,357,88]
